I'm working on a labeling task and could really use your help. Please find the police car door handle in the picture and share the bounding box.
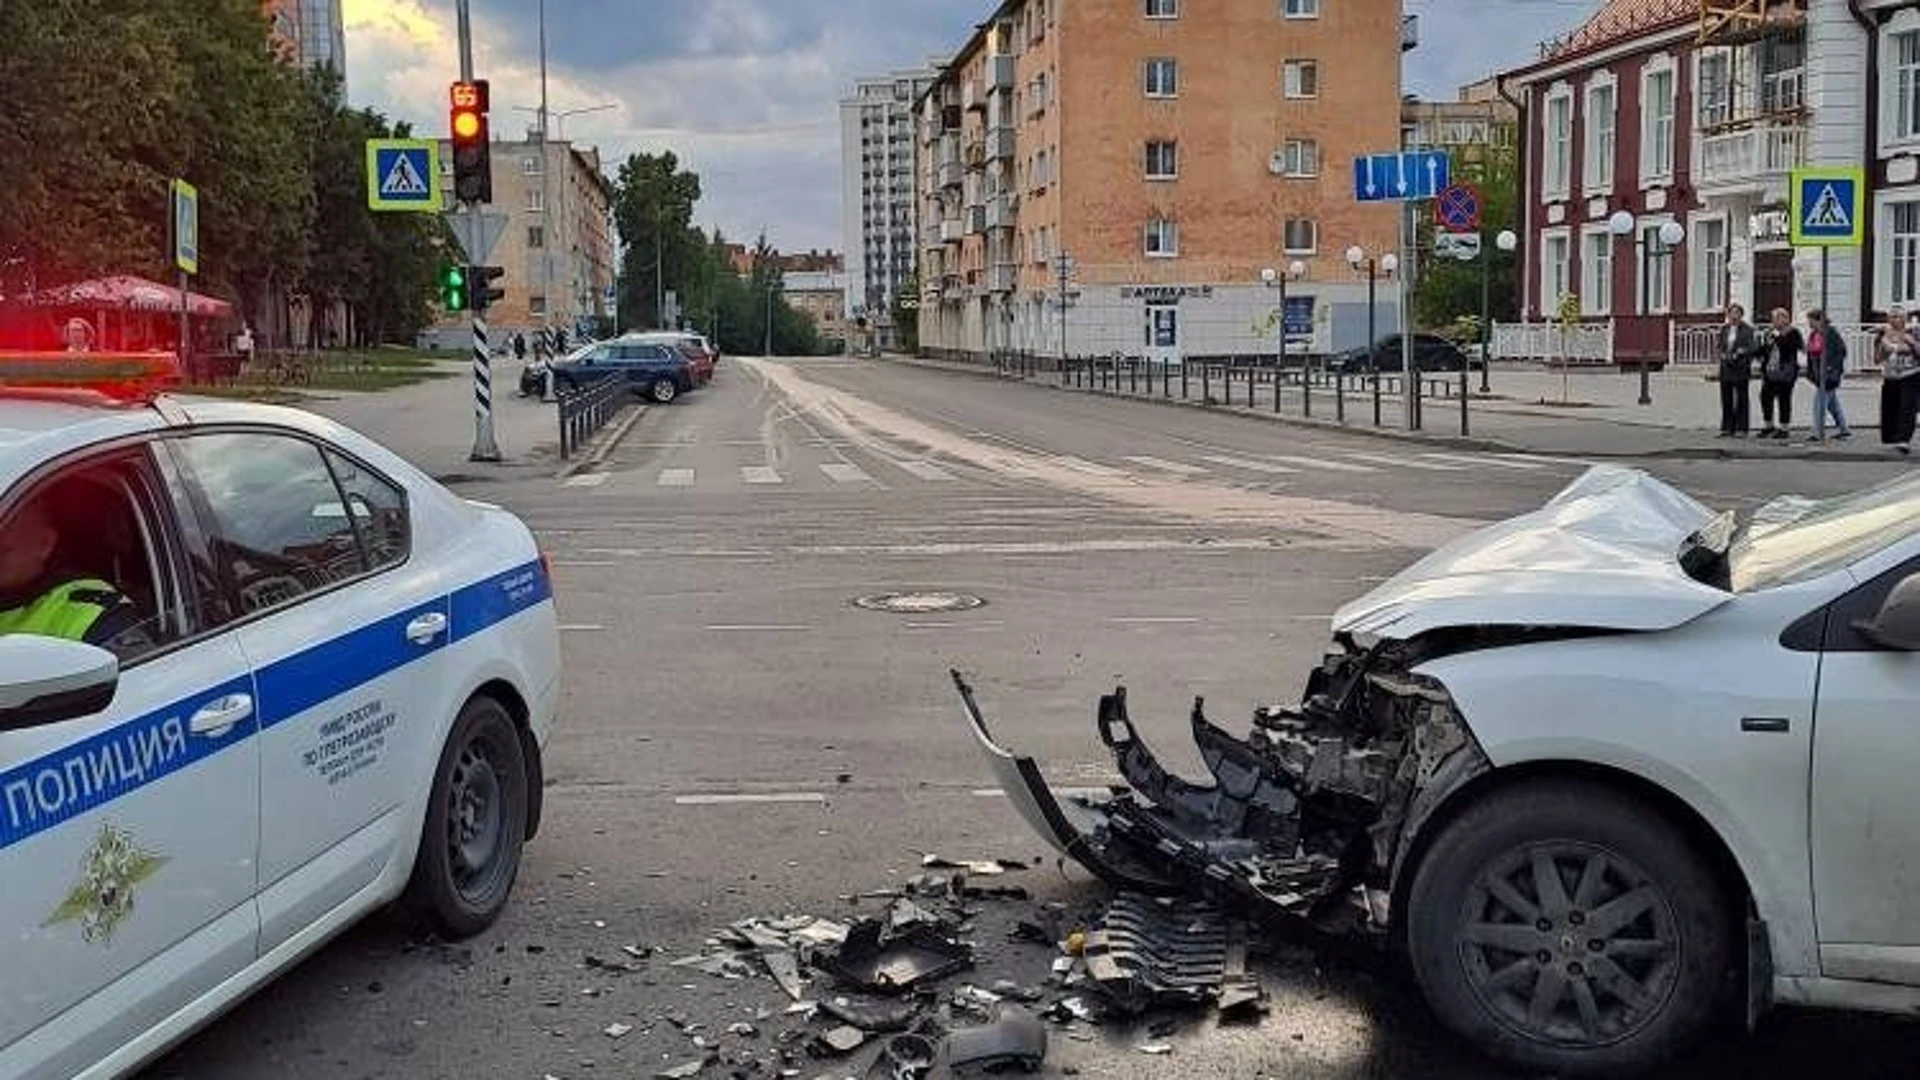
[406,612,449,645]
[188,694,254,738]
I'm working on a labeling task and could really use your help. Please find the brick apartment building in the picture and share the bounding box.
[914,0,1409,363]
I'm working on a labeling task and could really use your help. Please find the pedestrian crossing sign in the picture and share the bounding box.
[365,139,442,211]
[1790,167,1864,247]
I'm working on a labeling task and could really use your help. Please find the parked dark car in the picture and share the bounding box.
[548,339,697,403]
[1330,334,1477,375]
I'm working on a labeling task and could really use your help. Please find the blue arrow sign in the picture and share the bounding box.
[1353,150,1451,202]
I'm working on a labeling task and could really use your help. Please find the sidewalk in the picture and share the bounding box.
[883,354,1899,461]
[291,360,565,479]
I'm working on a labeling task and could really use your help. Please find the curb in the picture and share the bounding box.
[555,403,650,479]
[878,356,1898,463]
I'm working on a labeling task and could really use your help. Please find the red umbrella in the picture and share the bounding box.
[32,275,233,318]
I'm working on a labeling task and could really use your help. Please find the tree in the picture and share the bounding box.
[1413,147,1520,334]
[611,152,702,329]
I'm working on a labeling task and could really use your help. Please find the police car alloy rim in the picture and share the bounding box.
[448,735,510,902]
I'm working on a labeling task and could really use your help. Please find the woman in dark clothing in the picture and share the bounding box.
[1878,307,1918,455]
[1716,303,1759,437]
[1757,307,1803,439]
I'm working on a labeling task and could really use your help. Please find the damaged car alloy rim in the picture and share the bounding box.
[1459,841,1680,1048]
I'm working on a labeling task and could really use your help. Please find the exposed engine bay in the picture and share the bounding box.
[953,629,1538,936]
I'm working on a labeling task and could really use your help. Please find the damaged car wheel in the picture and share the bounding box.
[1405,779,1731,1077]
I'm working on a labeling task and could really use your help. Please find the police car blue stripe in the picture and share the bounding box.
[0,558,554,853]
[0,677,253,853]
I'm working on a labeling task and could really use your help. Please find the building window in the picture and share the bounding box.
[528,226,545,249]
[1541,231,1571,310]
[1145,140,1178,179]
[1282,218,1317,254]
[522,156,541,175]
[1543,89,1572,197]
[1145,57,1178,97]
[527,189,545,212]
[1283,60,1319,99]
[1697,50,1732,128]
[1640,224,1674,314]
[1691,217,1728,312]
[1641,63,1675,181]
[1281,137,1320,176]
[1584,80,1615,190]
[529,295,547,315]
[1145,217,1178,257]
[1887,199,1920,307]
[1894,30,1920,142]
[1580,227,1612,315]
[1284,0,1320,17]
[1760,34,1805,113]
[1145,0,1177,18]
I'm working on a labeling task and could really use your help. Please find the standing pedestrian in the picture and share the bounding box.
[1716,303,1758,437]
[1877,307,1918,455]
[1757,307,1802,439]
[513,331,527,362]
[1805,308,1853,443]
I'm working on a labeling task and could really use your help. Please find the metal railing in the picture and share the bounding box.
[1490,320,1616,364]
[557,374,629,460]
[1670,318,1882,373]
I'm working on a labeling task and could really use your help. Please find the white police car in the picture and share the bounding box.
[0,353,560,1080]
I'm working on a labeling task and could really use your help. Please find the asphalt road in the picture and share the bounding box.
[143,356,1920,1080]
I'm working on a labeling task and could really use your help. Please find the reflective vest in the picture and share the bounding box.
[0,579,121,642]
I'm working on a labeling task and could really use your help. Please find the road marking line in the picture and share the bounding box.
[971,787,1113,801]
[1121,455,1209,476]
[1198,453,1299,475]
[563,473,609,487]
[1421,452,1545,471]
[1052,455,1130,478]
[1109,616,1202,624]
[741,465,784,485]
[1491,452,1595,468]
[1263,454,1379,474]
[821,462,873,484]
[1342,451,1466,472]
[674,792,827,806]
[895,459,956,481]
[657,468,696,487]
[703,624,812,632]
[557,624,606,632]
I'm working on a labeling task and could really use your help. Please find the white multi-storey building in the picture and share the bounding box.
[840,65,941,342]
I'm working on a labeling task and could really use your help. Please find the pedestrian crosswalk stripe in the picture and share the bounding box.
[564,472,609,487]
[658,468,696,487]
[1421,452,1544,471]
[1122,455,1209,476]
[741,465,784,485]
[821,462,873,484]
[1198,453,1299,475]
[1343,451,1466,472]
[1263,454,1378,474]
[1052,456,1130,478]
[895,459,955,481]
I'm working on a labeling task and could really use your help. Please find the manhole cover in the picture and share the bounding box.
[853,591,986,614]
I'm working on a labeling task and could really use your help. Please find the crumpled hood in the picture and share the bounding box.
[1332,466,1733,639]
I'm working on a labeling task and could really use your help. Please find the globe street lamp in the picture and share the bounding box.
[1348,246,1398,425]
[1261,260,1307,414]
[1485,229,1519,394]
[1616,215,1686,406]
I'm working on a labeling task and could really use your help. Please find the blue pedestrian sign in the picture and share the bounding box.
[366,139,442,212]
[1353,150,1451,202]
[1790,167,1864,247]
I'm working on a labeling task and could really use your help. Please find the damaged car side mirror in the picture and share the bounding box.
[1856,573,1920,652]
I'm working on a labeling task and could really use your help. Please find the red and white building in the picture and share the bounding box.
[1499,0,1908,367]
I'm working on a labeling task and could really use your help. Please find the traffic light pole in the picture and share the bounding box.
[455,0,500,462]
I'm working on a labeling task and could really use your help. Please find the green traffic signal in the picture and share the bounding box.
[441,263,468,312]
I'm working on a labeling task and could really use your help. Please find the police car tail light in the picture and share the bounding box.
[0,351,184,406]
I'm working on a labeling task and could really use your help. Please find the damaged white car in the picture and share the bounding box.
[957,466,1920,1076]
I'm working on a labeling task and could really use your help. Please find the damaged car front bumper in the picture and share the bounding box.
[952,635,1492,936]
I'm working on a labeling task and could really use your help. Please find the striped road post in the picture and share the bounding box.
[470,305,500,461]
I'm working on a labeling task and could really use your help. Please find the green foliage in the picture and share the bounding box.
[1412,147,1520,334]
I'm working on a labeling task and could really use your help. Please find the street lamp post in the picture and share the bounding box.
[1261,261,1306,415]
[1486,229,1518,394]
[1616,213,1686,406]
[1347,245,1397,426]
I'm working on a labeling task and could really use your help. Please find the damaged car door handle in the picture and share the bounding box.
[1740,716,1791,734]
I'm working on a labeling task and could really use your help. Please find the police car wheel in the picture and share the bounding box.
[404,696,528,938]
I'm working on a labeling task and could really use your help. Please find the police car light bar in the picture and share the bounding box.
[0,351,184,406]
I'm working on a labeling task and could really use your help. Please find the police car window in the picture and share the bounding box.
[324,450,409,570]
[173,433,369,614]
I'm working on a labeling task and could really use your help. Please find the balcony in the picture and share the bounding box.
[988,55,1015,92]
[1695,114,1806,194]
[987,263,1018,294]
[938,158,963,189]
[984,193,1014,230]
[965,204,987,234]
[987,126,1016,162]
[963,80,985,112]
[940,218,964,244]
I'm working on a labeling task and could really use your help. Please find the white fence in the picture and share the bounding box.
[1490,320,1615,364]
[1670,319,1880,373]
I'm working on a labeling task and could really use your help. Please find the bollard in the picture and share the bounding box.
[1130,358,1139,394]
[1223,361,1232,407]
[1201,361,1211,404]
[1180,360,1189,399]
[1302,362,1312,419]
[1274,366,1283,414]
[1335,367,1345,423]
[1459,362,1470,437]
[1372,371,1381,427]
[1163,361,1171,398]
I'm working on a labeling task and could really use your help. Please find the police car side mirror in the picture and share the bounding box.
[1857,573,1920,652]
[0,636,119,732]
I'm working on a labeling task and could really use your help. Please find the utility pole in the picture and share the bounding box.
[537,0,553,362]
[655,204,664,329]
[1053,251,1072,362]
[456,0,499,461]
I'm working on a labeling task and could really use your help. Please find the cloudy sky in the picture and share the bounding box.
[343,0,1597,253]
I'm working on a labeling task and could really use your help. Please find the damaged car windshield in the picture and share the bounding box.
[1725,474,1920,593]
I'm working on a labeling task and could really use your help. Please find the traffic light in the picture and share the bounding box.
[469,265,505,311]
[449,79,492,203]
[439,263,468,312]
